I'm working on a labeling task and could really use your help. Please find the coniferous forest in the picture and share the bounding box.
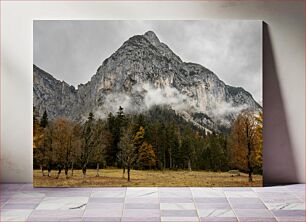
[33,105,263,186]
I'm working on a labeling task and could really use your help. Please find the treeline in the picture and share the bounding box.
[33,105,262,182]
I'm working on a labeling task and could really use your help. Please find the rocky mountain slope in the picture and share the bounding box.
[34,31,261,131]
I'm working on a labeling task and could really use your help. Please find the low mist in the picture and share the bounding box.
[93,82,247,126]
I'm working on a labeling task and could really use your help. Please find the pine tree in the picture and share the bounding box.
[80,112,98,179]
[117,106,124,118]
[107,106,128,166]
[88,112,94,121]
[40,110,48,128]
[171,127,183,169]
[33,106,47,176]
[33,106,43,148]
[165,123,178,169]
[106,112,116,165]
[181,127,196,171]
[157,123,167,170]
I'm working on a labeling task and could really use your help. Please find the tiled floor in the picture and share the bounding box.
[0,184,305,222]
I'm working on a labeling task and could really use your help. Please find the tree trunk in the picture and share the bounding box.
[169,152,172,169]
[47,164,51,177]
[248,170,253,182]
[56,168,61,179]
[127,167,131,182]
[71,162,74,177]
[188,159,192,171]
[65,166,69,179]
[247,142,253,182]
[96,163,100,177]
[40,165,45,176]
[82,166,87,180]
[122,167,125,178]
[163,150,166,170]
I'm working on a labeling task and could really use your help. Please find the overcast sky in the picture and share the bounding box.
[34,20,262,103]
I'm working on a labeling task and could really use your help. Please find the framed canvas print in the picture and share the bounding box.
[33,20,263,187]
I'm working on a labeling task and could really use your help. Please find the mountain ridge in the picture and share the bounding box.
[33,30,261,131]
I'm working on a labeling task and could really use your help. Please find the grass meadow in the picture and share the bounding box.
[33,168,262,187]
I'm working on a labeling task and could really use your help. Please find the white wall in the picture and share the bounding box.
[1,1,304,184]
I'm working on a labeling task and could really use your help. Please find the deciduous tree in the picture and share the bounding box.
[91,120,112,177]
[230,111,259,182]
[118,126,137,181]
[138,141,156,169]
[255,112,263,173]
[51,118,74,179]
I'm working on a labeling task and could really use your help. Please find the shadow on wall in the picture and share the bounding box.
[263,22,297,186]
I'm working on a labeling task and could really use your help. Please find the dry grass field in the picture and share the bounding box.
[33,168,262,187]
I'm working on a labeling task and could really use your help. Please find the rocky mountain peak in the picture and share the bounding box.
[143,30,161,47]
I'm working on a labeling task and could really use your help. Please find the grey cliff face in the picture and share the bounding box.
[33,31,261,130]
[33,65,77,119]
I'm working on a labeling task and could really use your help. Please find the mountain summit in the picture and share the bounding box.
[34,31,261,132]
[143,31,161,46]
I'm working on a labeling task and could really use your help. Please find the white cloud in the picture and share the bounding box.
[93,82,248,128]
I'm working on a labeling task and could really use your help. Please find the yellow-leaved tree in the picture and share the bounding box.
[138,141,157,169]
[255,112,263,173]
[229,111,261,182]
